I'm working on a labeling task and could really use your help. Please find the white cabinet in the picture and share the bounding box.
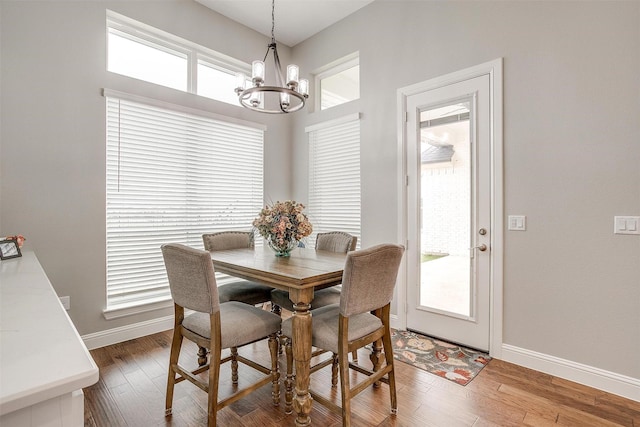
[0,251,98,426]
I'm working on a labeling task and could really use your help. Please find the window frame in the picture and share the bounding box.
[313,52,360,111]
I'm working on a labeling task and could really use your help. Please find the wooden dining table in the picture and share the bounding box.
[209,245,347,426]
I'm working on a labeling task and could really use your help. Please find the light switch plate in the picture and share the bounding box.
[614,216,640,235]
[508,215,526,231]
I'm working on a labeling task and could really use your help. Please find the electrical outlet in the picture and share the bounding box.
[60,296,70,310]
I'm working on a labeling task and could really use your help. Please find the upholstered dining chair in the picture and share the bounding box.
[201,231,274,367]
[281,243,405,426]
[202,231,273,306]
[161,243,282,427]
[270,231,357,313]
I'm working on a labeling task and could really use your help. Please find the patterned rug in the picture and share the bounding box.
[391,330,491,386]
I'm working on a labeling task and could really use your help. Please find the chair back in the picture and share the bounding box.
[315,231,357,253]
[339,244,404,317]
[161,243,219,314]
[202,231,254,252]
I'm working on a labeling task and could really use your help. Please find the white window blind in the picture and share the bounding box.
[307,115,361,248]
[106,95,264,311]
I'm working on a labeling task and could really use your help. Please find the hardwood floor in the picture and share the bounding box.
[84,330,640,426]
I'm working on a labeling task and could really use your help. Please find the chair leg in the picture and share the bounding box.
[273,304,284,355]
[339,347,352,427]
[384,340,398,415]
[283,336,294,414]
[331,353,339,388]
[231,347,239,385]
[208,347,222,427]
[369,338,383,388]
[351,350,358,363]
[268,333,280,406]
[197,346,208,367]
[165,329,183,416]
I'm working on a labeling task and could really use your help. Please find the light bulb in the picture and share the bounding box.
[280,93,290,109]
[252,60,265,85]
[235,73,246,93]
[299,79,309,97]
[287,64,299,87]
[250,91,262,107]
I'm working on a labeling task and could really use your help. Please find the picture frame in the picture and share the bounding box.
[0,239,22,260]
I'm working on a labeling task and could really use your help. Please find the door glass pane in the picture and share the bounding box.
[419,100,472,317]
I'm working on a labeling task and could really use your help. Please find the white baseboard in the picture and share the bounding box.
[82,315,174,350]
[390,314,401,331]
[502,344,640,402]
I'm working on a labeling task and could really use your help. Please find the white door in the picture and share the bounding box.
[405,74,491,351]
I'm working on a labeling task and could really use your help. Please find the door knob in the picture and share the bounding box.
[472,244,487,251]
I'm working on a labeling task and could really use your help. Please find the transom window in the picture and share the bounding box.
[107,11,249,106]
[315,53,360,110]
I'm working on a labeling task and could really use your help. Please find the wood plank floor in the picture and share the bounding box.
[84,330,640,426]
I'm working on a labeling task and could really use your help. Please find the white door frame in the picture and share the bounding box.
[395,58,504,357]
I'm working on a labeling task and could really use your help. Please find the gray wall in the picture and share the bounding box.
[0,1,293,334]
[1,0,638,383]
[290,1,639,379]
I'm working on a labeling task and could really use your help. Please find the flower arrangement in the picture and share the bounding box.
[252,200,312,256]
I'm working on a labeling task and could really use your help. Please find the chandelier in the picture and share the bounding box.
[234,0,309,114]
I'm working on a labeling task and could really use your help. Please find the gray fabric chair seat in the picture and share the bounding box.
[183,301,281,349]
[219,281,273,305]
[281,304,382,354]
[270,286,341,312]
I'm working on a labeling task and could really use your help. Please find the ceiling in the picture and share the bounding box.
[195,0,374,47]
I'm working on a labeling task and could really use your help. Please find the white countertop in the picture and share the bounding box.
[0,250,99,415]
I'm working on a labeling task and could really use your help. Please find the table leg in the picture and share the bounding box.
[290,288,314,426]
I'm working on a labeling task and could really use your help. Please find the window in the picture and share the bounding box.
[107,11,249,106]
[197,59,245,105]
[105,90,264,314]
[107,28,188,91]
[316,54,360,110]
[307,114,361,248]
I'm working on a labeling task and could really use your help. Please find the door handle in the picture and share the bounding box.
[469,243,486,259]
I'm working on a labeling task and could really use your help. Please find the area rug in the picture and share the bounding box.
[391,330,491,386]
